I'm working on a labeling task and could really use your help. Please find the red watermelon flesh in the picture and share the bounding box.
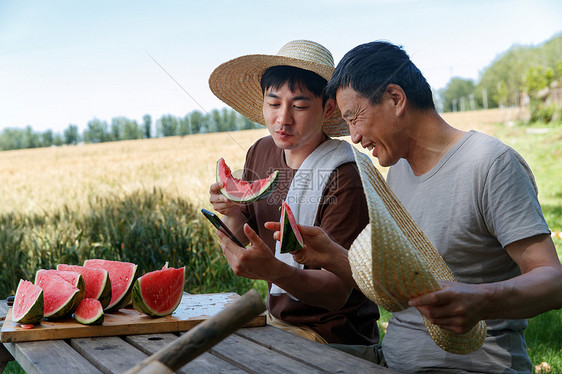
[35,272,81,319]
[216,158,279,203]
[12,280,44,324]
[132,266,185,317]
[84,259,138,311]
[74,298,104,325]
[57,264,110,300]
[35,269,82,289]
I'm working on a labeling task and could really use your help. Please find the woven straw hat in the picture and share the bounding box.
[349,148,487,354]
[208,40,349,137]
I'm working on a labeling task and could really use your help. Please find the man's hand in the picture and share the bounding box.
[265,222,339,268]
[209,181,240,216]
[217,223,283,281]
[408,281,486,334]
[265,221,357,289]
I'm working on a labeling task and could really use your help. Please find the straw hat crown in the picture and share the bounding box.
[208,40,349,137]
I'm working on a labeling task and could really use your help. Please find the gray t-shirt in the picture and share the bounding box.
[383,131,549,373]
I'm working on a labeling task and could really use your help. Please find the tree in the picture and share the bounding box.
[83,118,108,143]
[110,117,123,141]
[41,129,54,147]
[440,78,477,112]
[178,115,191,136]
[157,114,179,137]
[23,126,40,149]
[123,119,142,140]
[142,114,152,139]
[189,111,204,134]
[63,124,80,145]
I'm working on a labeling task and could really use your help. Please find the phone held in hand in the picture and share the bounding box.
[201,208,245,247]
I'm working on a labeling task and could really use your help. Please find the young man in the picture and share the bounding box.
[284,41,562,373]
[207,40,379,348]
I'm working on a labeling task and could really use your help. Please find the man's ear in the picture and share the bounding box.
[323,98,336,119]
[385,84,406,116]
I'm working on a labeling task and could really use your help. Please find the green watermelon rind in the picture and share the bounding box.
[57,264,113,310]
[216,158,279,203]
[46,288,81,320]
[96,271,113,310]
[12,280,44,325]
[132,266,186,317]
[74,299,104,325]
[106,264,139,312]
[280,203,304,254]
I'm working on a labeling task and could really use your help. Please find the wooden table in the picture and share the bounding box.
[0,299,397,374]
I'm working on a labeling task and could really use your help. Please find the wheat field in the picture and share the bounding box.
[0,108,525,216]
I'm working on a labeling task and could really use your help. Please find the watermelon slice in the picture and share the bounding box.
[216,157,279,203]
[84,259,138,312]
[35,272,82,319]
[74,298,104,325]
[57,264,112,309]
[132,266,185,317]
[279,201,304,253]
[35,269,86,314]
[12,280,44,324]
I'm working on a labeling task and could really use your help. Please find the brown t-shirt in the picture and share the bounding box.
[240,135,379,345]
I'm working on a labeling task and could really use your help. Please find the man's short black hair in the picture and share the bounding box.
[261,65,329,106]
[326,41,435,110]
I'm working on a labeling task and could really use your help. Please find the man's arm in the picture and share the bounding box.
[218,224,352,311]
[409,234,562,334]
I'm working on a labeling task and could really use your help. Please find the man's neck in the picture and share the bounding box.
[284,133,327,169]
[405,111,465,176]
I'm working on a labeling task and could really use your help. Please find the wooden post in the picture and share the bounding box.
[125,289,265,374]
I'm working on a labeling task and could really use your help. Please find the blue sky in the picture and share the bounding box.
[1,0,561,132]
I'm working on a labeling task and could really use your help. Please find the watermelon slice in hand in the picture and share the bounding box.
[279,201,304,253]
[84,259,138,312]
[12,280,44,325]
[216,157,279,203]
[74,298,104,325]
[57,264,112,309]
[132,266,185,317]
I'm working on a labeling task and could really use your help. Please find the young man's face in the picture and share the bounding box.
[336,86,403,167]
[262,82,330,151]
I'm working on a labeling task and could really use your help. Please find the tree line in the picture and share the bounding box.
[438,33,561,121]
[0,108,261,151]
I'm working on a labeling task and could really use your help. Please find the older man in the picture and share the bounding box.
[285,41,562,373]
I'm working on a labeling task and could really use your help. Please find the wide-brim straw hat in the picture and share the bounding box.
[208,40,349,137]
[349,148,487,355]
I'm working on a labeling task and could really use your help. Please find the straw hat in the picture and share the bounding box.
[208,40,349,137]
[349,148,487,354]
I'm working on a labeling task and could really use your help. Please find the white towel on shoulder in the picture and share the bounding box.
[270,139,356,299]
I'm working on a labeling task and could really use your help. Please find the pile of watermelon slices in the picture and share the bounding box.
[11,259,186,327]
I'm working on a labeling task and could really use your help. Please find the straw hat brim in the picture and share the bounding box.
[208,54,350,137]
[349,148,487,354]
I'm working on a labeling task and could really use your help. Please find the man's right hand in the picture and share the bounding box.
[209,181,241,215]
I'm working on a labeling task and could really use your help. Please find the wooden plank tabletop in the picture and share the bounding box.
[1,293,265,343]
[1,298,398,374]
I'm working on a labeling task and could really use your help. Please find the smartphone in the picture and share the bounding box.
[201,208,245,247]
